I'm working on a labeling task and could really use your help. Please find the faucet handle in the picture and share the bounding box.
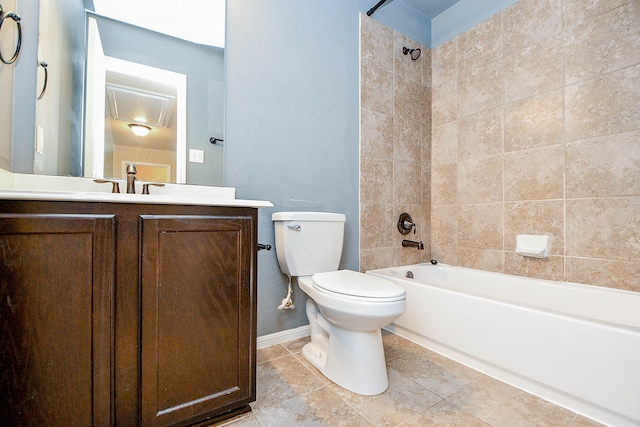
[94,179,120,193]
[397,213,416,235]
[142,182,165,194]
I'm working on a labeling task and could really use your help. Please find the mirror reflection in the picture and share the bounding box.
[32,0,225,185]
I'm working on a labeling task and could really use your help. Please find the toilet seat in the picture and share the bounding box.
[312,270,405,301]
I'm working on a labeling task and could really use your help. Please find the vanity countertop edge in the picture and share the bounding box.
[0,190,273,208]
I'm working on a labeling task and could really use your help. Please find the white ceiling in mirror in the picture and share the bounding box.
[93,0,225,47]
[105,84,176,128]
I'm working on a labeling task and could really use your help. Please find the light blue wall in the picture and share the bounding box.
[225,0,428,336]
[371,0,431,47]
[10,0,85,174]
[10,0,40,172]
[431,0,520,47]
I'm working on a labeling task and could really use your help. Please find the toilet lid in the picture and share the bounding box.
[312,270,405,299]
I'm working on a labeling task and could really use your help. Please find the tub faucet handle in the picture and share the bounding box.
[397,213,416,235]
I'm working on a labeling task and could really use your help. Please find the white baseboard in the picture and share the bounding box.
[257,325,311,349]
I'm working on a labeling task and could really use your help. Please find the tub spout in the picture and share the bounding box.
[401,239,424,250]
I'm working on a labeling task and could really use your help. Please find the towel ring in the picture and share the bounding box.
[36,61,48,100]
[0,5,22,65]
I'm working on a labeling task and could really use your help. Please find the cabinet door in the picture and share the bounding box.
[0,213,115,426]
[140,215,255,427]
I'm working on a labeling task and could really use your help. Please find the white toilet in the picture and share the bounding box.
[272,211,406,395]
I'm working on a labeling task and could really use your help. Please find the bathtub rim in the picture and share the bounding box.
[367,263,640,331]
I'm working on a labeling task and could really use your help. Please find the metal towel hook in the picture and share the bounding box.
[0,5,22,65]
[37,61,48,100]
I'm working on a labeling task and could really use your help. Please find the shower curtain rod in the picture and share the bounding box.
[366,0,389,16]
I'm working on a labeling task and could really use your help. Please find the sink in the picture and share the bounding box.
[0,172,273,208]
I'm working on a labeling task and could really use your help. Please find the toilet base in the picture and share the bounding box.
[303,300,389,395]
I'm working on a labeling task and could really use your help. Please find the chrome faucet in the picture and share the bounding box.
[126,164,137,194]
[401,239,424,250]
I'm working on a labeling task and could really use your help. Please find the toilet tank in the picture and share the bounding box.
[272,212,345,277]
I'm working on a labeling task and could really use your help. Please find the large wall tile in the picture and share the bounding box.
[504,252,564,281]
[458,203,503,250]
[566,197,640,261]
[458,247,504,273]
[395,79,430,124]
[566,130,640,198]
[432,79,458,126]
[458,59,503,118]
[562,0,629,29]
[360,203,395,249]
[503,0,562,53]
[564,1,640,84]
[566,257,640,292]
[360,248,394,273]
[432,121,457,166]
[431,244,459,265]
[431,38,457,87]
[361,107,393,159]
[458,107,504,161]
[504,145,564,201]
[432,164,458,206]
[458,155,503,204]
[431,204,458,247]
[361,64,394,115]
[565,64,640,142]
[394,116,422,163]
[394,160,422,205]
[458,13,503,72]
[504,37,563,103]
[504,90,563,152]
[361,156,393,204]
[361,15,393,71]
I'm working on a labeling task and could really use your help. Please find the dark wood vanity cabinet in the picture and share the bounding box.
[0,213,115,426]
[0,201,258,427]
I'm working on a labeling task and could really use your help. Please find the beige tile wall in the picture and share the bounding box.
[360,14,432,272]
[430,0,640,291]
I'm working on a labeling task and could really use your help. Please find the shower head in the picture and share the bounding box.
[402,46,421,60]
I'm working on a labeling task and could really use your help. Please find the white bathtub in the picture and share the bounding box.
[367,263,640,427]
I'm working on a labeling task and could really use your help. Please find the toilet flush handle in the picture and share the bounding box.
[287,224,301,231]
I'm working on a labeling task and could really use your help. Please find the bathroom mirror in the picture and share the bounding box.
[26,0,225,185]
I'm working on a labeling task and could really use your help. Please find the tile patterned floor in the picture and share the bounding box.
[211,331,604,427]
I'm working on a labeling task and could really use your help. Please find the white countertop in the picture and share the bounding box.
[0,172,273,208]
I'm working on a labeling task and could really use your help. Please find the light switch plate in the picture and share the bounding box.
[36,125,44,154]
[189,149,204,163]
